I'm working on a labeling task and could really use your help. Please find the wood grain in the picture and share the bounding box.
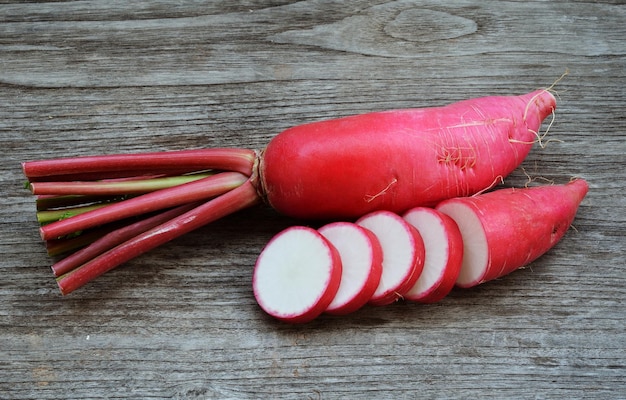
[1,1,624,399]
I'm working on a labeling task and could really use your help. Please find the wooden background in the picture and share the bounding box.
[1,1,624,398]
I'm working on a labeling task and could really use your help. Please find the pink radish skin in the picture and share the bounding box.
[318,222,383,315]
[261,90,556,219]
[356,211,425,306]
[402,207,464,303]
[252,226,342,323]
[436,179,589,288]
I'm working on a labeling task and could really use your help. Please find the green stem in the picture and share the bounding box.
[37,204,109,225]
[30,173,213,196]
[36,195,121,211]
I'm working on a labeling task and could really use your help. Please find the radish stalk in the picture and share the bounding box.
[51,203,201,277]
[30,173,213,196]
[37,203,110,225]
[36,194,123,211]
[56,180,260,295]
[40,172,248,240]
[22,148,256,180]
[46,224,123,257]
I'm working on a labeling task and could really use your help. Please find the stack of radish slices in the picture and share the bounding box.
[252,180,589,324]
[252,208,463,323]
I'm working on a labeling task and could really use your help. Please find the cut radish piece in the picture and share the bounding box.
[318,222,383,315]
[436,180,589,288]
[253,226,342,323]
[402,207,463,303]
[356,211,424,306]
[436,201,489,288]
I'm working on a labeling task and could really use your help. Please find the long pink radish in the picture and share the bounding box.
[318,222,383,315]
[402,207,464,303]
[252,226,342,323]
[436,179,589,288]
[21,89,557,293]
[356,211,425,306]
[261,90,556,219]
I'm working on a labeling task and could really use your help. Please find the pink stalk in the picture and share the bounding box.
[46,225,122,256]
[30,173,213,196]
[56,180,261,295]
[51,202,201,277]
[22,148,256,179]
[40,172,248,240]
[27,168,210,182]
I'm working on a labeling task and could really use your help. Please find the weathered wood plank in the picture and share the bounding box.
[0,0,624,399]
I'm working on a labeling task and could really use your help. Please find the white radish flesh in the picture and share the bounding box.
[318,222,383,315]
[356,211,425,306]
[435,202,490,288]
[252,226,342,323]
[402,207,464,302]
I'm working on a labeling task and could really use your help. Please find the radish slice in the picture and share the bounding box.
[436,202,489,288]
[252,226,342,323]
[356,211,424,306]
[402,207,464,303]
[318,222,383,315]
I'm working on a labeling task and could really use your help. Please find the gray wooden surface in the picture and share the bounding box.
[1,1,624,399]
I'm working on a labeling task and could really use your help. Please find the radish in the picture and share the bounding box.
[356,211,425,306]
[252,226,342,324]
[260,89,556,219]
[436,179,589,288]
[402,207,464,303]
[318,222,383,315]
[21,89,557,293]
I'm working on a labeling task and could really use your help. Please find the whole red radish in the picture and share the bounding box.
[252,226,342,323]
[436,179,589,288]
[318,222,383,315]
[261,90,556,219]
[402,207,464,303]
[356,211,425,306]
[22,89,557,294]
